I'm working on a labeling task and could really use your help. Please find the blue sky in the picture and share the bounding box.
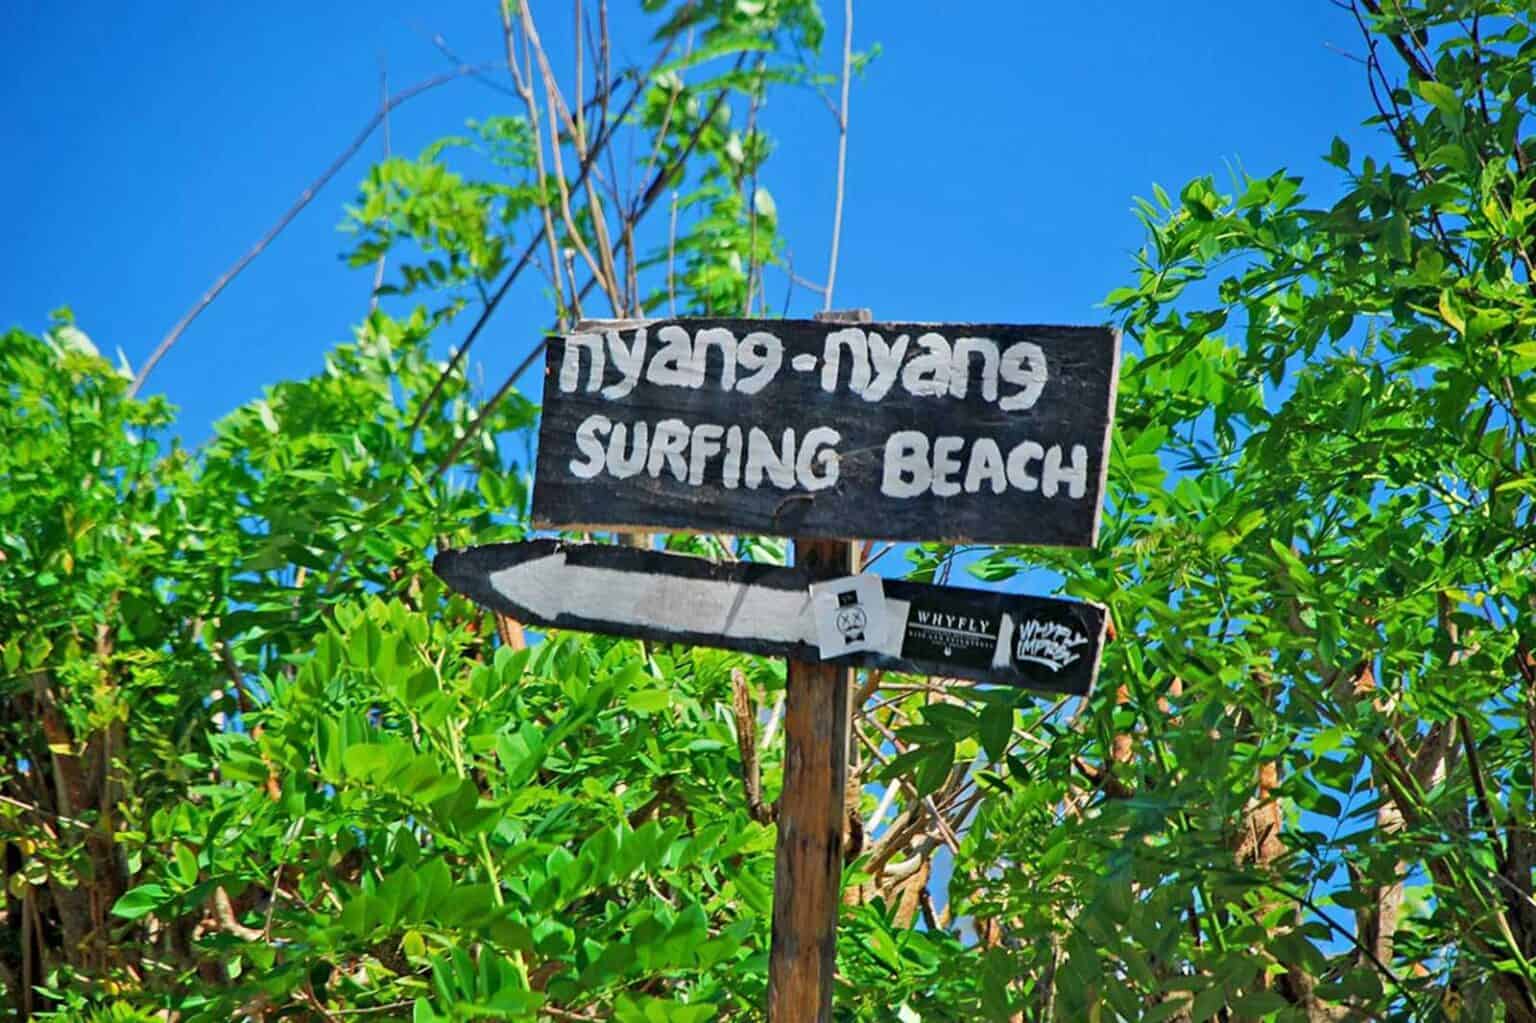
[4,2,1385,440]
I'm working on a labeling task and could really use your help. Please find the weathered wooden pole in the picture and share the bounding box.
[768,309,868,1023]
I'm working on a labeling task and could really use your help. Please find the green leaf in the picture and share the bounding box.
[1327,136,1350,168]
[752,187,777,221]
[1438,289,1466,334]
[1426,142,1469,172]
[626,688,672,713]
[1231,990,1290,1015]
[922,703,979,739]
[1416,80,1460,119]
[1268,538,1312,592]
[172,843,199,888]
[1190,982,1228,1021]
[914,744,955,797]
[112,883,170,920]
[867,927,902,971]
[979,703,1013,763]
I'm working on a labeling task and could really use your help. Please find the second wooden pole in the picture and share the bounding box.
[768,308,869,1022]
[768,536,855,1023]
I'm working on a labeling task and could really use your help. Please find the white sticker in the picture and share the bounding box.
[809,574,888,659]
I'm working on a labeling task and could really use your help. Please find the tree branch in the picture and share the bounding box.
[128,65,489,398]
[732,669,774,824]
[823,0,853,311]
[406,73,644,435]
[430,56,747,478]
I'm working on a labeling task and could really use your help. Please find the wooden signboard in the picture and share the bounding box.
[433,540,1106,695]
[531,318,1119,547]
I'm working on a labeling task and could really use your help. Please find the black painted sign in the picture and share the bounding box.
[531,318,1119,546]
[434,540,1106,694]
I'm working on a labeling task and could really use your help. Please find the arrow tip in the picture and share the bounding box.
[432,545,510,610]
[429,540,562,622]
[432,546,463,582]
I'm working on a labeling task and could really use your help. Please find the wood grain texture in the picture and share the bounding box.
[531,317,1119,546]
[769,538,853,1023]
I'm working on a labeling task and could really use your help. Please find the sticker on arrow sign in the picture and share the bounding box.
[809,575,888,659]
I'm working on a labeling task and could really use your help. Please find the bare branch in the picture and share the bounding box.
[732,669,774,823]
[762,692,786,749]
[494,612,526,651]
[743,57,767,315]
[502,0,570,322]
[788,268,828,295]
[823,0,854,311]
[563,248,585,324]
[406,74,644,435]
[430,57,747,477]
[211,886,264,942]
[411,23,519,98]
[864,779,900,835]
[855,723,960,853]
[368,63,390,316]
[668,190,680,315]
[128,65,487,397]
[519,1,623,313]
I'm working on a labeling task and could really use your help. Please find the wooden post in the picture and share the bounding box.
[768,309,869,1023]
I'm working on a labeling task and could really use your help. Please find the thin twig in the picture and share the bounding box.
[128,65,489,397]
[789,268,828,295]
[782,247,798,315]
[732,669,774,823]
[412,24,519,97]
[520,0,623,312]
[326,1001,419,1017]
[743,56,767,315]
[574,0,585,151]
[1265,880,1428,1020]
[368,63,390,315]
[431,57,746,477]
[865,779,900,834]
[668,190,680,315]
[563,248,585,324]
[502,0,570,322]
[623,216,641,317]
[761,692,786,749]
[641,82,681,201]
[263,862,283,939]
[430,328,551,479]
[822,0,854,311]
[630,53,750,221]
[598,2,612,153]
[0,793,90,830]
[855,728,961,853]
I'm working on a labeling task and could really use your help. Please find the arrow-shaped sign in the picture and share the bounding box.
[433,540,1104,695]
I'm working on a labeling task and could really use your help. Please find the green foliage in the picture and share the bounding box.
[12,1,1536,1021]
[1,3,889,1019]
[177,597,783,1020]
[955,3,1536,1019]
[0,307,533,1018]
[0,317,967,1019]
[345,118,541,301]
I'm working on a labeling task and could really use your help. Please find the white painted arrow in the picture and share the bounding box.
[486,545,819,649]
[433,540,1103,694]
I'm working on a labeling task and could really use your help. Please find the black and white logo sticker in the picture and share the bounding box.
[1013,618,1089,673]
[900,603,1000,670]
[810,575,887,658]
